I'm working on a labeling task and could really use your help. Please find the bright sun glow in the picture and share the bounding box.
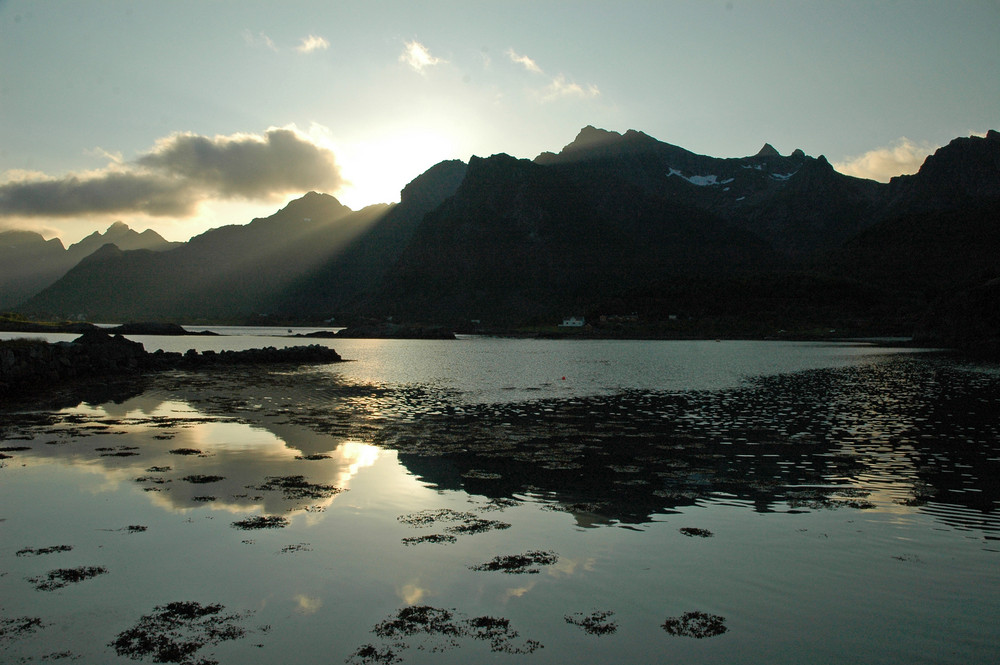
[332,130,459,209]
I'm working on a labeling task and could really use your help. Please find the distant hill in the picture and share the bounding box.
[16,127,1000,337]
[21,192,390,321]
[0,222,177,308]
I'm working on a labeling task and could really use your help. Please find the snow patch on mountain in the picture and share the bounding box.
[668,168,734,187]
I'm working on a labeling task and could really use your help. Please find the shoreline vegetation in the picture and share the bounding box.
[0,328,343,396]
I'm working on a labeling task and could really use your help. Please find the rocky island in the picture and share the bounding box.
[0,329,343,395]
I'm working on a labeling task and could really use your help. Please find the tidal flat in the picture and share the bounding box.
[1,337,998,664]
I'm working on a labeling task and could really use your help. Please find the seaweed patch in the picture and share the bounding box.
[181,475,225,484]
[474,497,521,512]
[231,515,289,530]
[16,545,73,557]
[445,518,511,535]
[28,565,109,591]
[109,601,256,665]
[347,644,401,664]
[401,534,457,546]
[396,509,477,527]
[346,605,541,663]
[679,527,714,538]
[97,445,140,457]
[1,615,46,644]
[469,550,558,574]
[786,488,876,511]
[564,610,617,636]
[661,611,728,638]
[249,475,344,500]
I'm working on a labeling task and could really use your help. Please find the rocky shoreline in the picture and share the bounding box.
[0,330,343,395]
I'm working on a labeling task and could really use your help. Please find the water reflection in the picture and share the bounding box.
[362,356,1000,539]
[2,388,379,518]
[3,356,997,541]
[2,351,999,664]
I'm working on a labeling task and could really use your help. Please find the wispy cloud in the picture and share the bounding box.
[506,48,542,74]
[0,128,342,218]
[833,138,937,181]
[244,30,329,54]
[543,75,600,101]
[399,40,446,74]
[505,48,599,102]
[296,34,330,54]
[243,29,277,51]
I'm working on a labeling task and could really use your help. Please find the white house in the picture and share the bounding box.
[559,316,585,327]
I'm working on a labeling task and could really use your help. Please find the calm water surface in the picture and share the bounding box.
[1,333,997,664]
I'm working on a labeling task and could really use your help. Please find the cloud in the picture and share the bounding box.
[0,128,343,218]
[294,594,323,615]
[243,29,277,51]
[833,138,937,182]
[137,129,341,197]
[504,49,599,102]
[506,48,542,74]
[243,31,328,54]
[296,34,329,53]
[399,40,446,73]
[543,75,600,101]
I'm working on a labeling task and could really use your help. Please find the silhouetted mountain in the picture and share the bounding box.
[16,127,1000,337]
[272,159,468,318]
[0,230,66,308]
[66,221,179,264]
[822,130,1000,322]
[0,222,176,308]
[370,151,783,325]
[21,192,389,321]
[537,126,882,260]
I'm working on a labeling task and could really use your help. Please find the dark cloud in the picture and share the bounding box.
[136,128,341,198]
[0,128,343,218]
[0,172,194,218]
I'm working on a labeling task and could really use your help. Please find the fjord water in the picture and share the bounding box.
[1,334,997,664]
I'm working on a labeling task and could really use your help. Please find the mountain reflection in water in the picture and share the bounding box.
[1,348,998,664]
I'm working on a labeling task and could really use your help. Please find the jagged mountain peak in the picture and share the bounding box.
[535,125,693,166]
[0,229,64,250]
[755,143,781,158]
[260,191,353,226]
[889,130,1000,201]
[399,159,468,206]
[571,125,624,148]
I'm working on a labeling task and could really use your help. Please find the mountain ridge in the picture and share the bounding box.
[0,222,177,309]
[12,125,1000,337]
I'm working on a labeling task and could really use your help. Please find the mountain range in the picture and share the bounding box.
[0,221,179,309]
[9,126,1000,337]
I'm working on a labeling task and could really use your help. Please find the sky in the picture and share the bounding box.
[1,1,997,244]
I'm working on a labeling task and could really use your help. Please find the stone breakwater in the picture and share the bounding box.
[0,330,343,395]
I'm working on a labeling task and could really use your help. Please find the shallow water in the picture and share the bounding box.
[1,337,998,664]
